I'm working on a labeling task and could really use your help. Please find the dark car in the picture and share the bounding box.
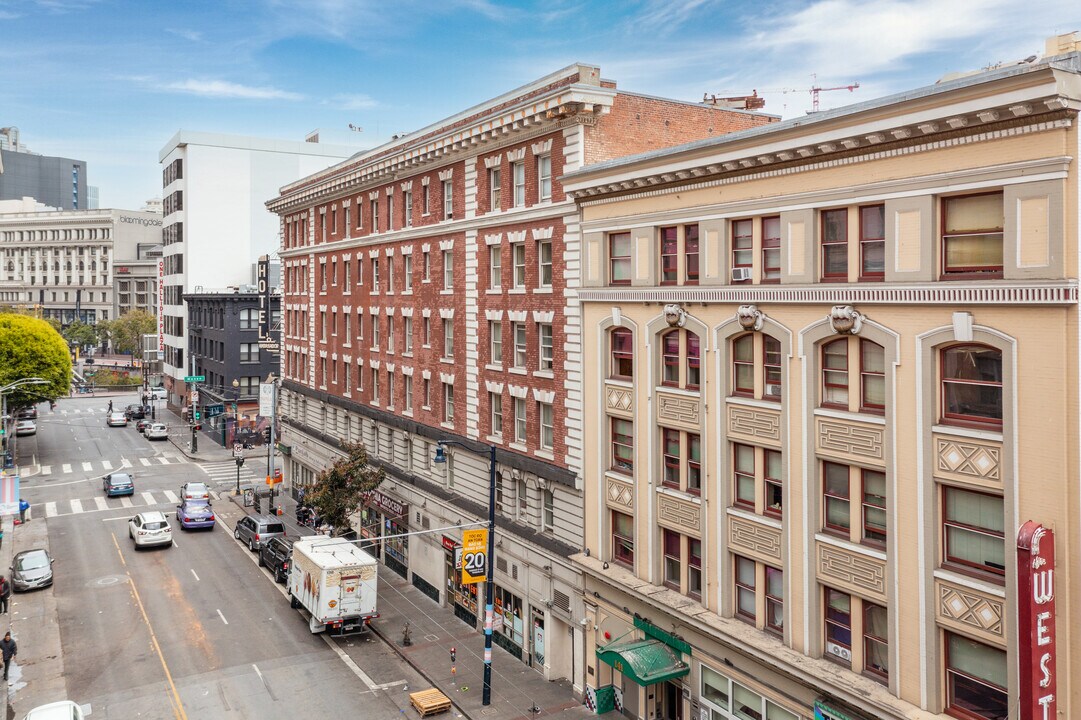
[103,472,135,497]
[258,536,296,583]
[176,499,215,530]
[234,514,286,551]
[17,406,37,420]
[135,418,151,433]
[124,404,145,420]
[11,548,53,592]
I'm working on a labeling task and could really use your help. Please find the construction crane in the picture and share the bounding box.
[706,78,860,113]
[805,81,860,112]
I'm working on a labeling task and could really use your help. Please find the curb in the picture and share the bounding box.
[369,622,472,720]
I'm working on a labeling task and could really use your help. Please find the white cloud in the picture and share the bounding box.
[323,93,379,110]
[163,79,304,101]
[165,28,203,42]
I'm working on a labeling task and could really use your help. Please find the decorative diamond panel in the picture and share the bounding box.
[816,543,887,600]
[727,405,781,444]
[606,476,634,509]
[816,418,884,463]
[937,579,1005,644]
[605,385,633,416]
[656,391,700,428]
[657,493,701,536]
[727,516,781,562]
[936,437,1001,484]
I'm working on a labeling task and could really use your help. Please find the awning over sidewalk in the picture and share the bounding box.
[596,638,689,686]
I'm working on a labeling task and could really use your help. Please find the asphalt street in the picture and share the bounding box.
[8,393,430,719]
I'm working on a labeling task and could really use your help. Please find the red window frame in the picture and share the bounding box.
[684,224,700,285]
[761,216,781,283]
[733,443,755,509]
[941,192,1004,278]
[732,219,753,280]
[662,429,681,489]
[824,588,852,665]
[662,529,681,589]
[860,339,885,414]
[686,333,701,389]
[688,539,702,599]
[609,232,632,286]
[945,632,1008,720]
[942,486,1005,578]
[661,331,680,386]
[734,555,756,622]
[821,339,849,409]
[764,449,783,518]
[823,461,851,535]
[660,226,679,285]
[732,334,755,396]
[764,336,782,401]
[612,511,634,566]
[861,469,887,546]
[940,344,1003,428]
[610,328,634,380]
[611,418,634,475]
[765,566,784,635]
[821,208,848,281]
[863,602,889,682]
[859,204,885,281]
[687,434,701,495]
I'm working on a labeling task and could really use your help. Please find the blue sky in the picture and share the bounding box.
[2,0,1077,210]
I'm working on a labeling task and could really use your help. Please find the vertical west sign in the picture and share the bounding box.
[1017,521,1056,720]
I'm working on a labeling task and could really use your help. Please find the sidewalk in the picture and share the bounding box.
[155,404,235,463]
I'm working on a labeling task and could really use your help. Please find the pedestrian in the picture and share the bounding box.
[1,631,16,682]
[18,498,29,523]
[0,575,9,614]
[108,400,113,413]
[0,524,4,549]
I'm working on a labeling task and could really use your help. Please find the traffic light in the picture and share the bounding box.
[192,423,202,431]
[263,427,272,444]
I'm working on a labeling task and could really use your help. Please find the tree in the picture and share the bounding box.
[0,313,71,408]
[306,442,385,534]
[103,310,156,358]
[62,320,99,350]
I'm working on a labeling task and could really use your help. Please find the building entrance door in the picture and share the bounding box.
[661,681,683,720]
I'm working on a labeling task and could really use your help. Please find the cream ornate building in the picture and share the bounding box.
[564,38,1080,720]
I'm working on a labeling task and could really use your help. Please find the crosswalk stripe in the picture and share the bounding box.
[45,502,57,517]
[122,458,132,468]
[62,464,72,474]
[163,490,178,503]
[102,460,113,470]
[141,492,156,505]
[157,457,170,465]
[94,497,108,511]
[41,465,51,475]
[70,499,83,514]
[139,458,152,467]
[72,409,81,414]
[82,462,92,471]
[209,491,220,500]
[120,497,133,508]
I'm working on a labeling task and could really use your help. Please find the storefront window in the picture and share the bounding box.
[699,665,800,720]
[493,586,524,649]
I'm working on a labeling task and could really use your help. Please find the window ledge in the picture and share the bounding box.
[533,370,554,380]
[654,385,700,399]
[933,568,1006,598]
[725,506,782,530]
[931,424,1003,442]
[440,289,454,295]
[422,279,431,284]
[422,405,432,412]
[402,289,413,296]
[486,289,503,295]
[813,407,886,426]
[386,291,395,296]
[422,344,431,349]
[509,442,528,452]
[402,351,413,358]
[535,448,555,461]
[657,486,702,505]
[533,287,553,294]
[509,368,527,376]
[440,357,454,365]
[403,409,413,417]
[725,395,781,411]
[606,378,633,389]
[441,421,455,430]
[508,288,526,295]
[814,533,887,562]
[386,350,395,356]
[486,434,503,444]
[485,363,504,372]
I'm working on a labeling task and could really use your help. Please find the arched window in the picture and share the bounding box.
[661,329,700,390]
[732,333,782,400]
[610,328,634,380]
[821,338,885,414]
[940,344,1002,426]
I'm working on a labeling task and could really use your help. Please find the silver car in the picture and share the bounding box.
[11,548,53,591]
[234,514,286,552]
[144,423,168,440]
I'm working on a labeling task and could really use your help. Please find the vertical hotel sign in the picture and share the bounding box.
[1017,521,1056,720]
[257,255,279,354]
[157,259,165,351]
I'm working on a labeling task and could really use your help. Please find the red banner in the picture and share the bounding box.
[1017,521,1056,720]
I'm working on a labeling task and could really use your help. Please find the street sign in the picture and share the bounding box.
[233,443,244,458]
[184,375,205,383]
[190,390,199,403]
[461,528,489,585]
[205,404,225,418]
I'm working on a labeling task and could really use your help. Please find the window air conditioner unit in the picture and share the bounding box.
[731,267,752,282]
[766,385,782,397]
[826,642,852,662]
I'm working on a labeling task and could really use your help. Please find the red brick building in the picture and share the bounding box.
[267,63,775,690]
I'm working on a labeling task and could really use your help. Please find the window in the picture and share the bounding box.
[700,668,798,720]
[423,316,431,346]
[442,180,453,219]
[660,226,678,284]
[663,529,682,589]
[387,370,395,406]
[403,317,413,354]
[344,261,351,288]
[538,240,553,287]
[387,194,394,231]
[609,232,631,285]
[662,429,681,489]
[442,250,453,290]
[538,323,553,371]
[489,246,502,288]
[371,368,380,403]
[512,243,526,288]
[542,489,554,531]
[945,632,1008,720]
[240,308,257,330]
[824,588,852,667]
[404,190,413,227]
[685,224,699,285]
[823,462,886,547]
[822,339,849,407]
[490,392,503,436]
[610,328,633,380]
[320,311,327,341]
[762,216,781,283]
[732,219,752,278]
[862,470,887,544]
[422,183,430,215]
[734,555,756,621]
[660,329,700,389]
[514,397,527,443]
[403,375,413,410]
[371,199,379,233]
[688,538,702,599]
[860,340,885,412]
[765,567,784,635]
[764,449,782,517]
[941,345,1002,427]
[423,378,430,407]
[512,161,525,207]
[732,333,783,401]
[823,462,851,535]
[513,322,527,368]
[863,602,889,682]
[387,316,395,353]
[372,313,381,347]
[489,167,501,211]
[403,254,412,291]
[331,258,338,285]
[387,258,395,293]
[537,154,551,201]
[860,205,885,280]
[733,444,755,508]
[611,418,633,474]
[662,429,700,495]
[942,193,1004,276]
[372,258,380,291]
[442,319,454,357]
[423,251,430,280]
[490,321,503,364]
[443,383,454,422]
[733,335,755,395]
[239,343,259,363]
[943,486,1004,577]
[821,208,848,280]
[612,511,634,566]
[539,402,553,449]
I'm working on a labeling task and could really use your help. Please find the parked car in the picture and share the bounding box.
[17,406,37,420]
[128,511,172,549]
[15,419,36,436]
[124,404,145,420]
[180,481,210,502]
[145,423,168,440]
[259,536,296,583]
[107,411,128,427]
[150,386,167,400]
[135,418,151,433]
[234,514,286,552]
[176,499,215,530]
[103,472,135,497]
[24,700,85,720]
[11,548,53,591]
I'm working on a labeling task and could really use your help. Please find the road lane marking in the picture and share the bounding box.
[164,490,178,503]
[140,458,152,467]
[94,497,108,511]
[102,460,113,470]
[62,464,72,474]
[210,491,220,500]
[142,492,156,505]
[70,499,83,514]
[122,458,132,468]
[82,462,92,471]
[321,635,380,690]
[120,497,134,508]
[190,569,200,581]
[45,502,57,517]
[217,609,229,625]
[157,457,170,465]
[41,465,51,475]
[110,533,188,720]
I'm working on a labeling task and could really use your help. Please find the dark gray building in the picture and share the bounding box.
[185,288,280,447]
[0,148,89,210]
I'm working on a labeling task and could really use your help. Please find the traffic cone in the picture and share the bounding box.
[276,504,283,516]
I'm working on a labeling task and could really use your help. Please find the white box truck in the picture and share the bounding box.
[288,536,379,636]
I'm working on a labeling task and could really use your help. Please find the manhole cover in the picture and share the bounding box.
[89,575,129,588]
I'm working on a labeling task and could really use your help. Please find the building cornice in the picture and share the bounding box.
[576,281,1078,306]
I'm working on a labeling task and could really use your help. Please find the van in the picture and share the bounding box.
[23,700,83,719]
[234,514,286,552]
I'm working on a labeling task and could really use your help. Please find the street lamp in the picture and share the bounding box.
[434,440,497,706]
[1,378,49,466]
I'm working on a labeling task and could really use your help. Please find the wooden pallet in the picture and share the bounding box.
[409,688,452,717]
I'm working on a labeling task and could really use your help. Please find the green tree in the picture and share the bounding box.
[103,309,156,358]
[306,442,385,534]
[0,313,71,408]
[62,320,99,350]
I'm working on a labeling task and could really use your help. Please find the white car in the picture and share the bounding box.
[150,387,167,400]
[23,701,84,720]
[180,481,210,502]
[15,419,36,436]
[145,423,168,440]
[128,511,172,548]
[107,412,128,427]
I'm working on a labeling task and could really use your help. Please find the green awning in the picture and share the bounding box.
[596,639,689,686]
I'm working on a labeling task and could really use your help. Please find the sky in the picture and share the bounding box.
[2,0,1078,210]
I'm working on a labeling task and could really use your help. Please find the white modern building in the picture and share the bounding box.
[157,131,357,409]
